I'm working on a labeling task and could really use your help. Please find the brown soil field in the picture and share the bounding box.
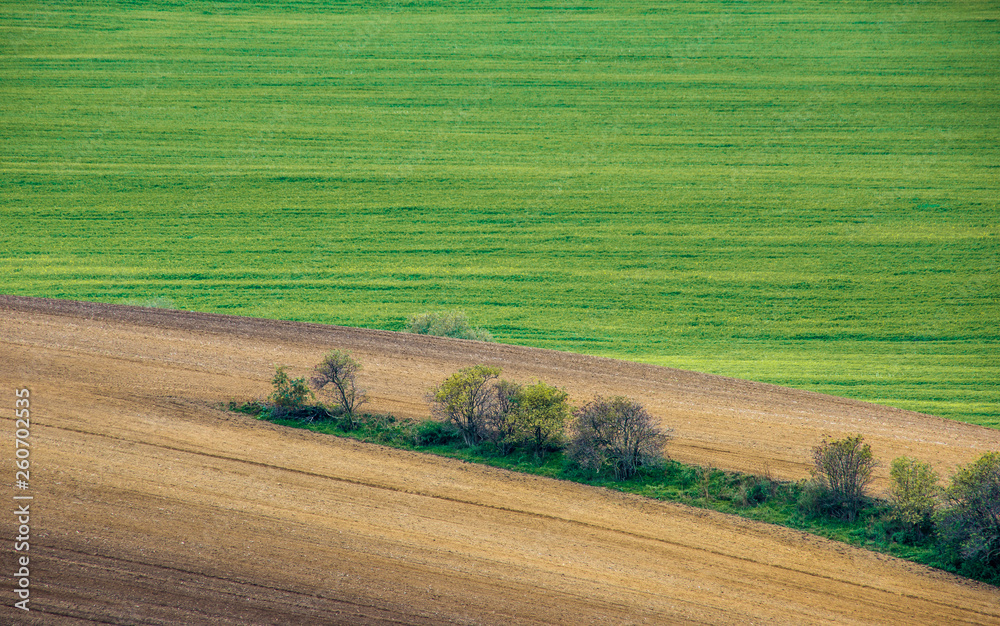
[1,295,997,624]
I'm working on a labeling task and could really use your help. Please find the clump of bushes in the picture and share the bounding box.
[800,434,878,521]
[568,396,671,480]
[888,456,939,541]
[937,452,1000,581]
[268,366,313,418]
[793,433,999,584]
[428,365,668,473]
[405,310,494,342]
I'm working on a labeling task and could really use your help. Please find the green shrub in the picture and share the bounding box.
[889,456,939,541]
[430,365,502,446]
[937,451,1000,582]
[412,420,462,447]
[739,476,773,507]
[568,396,671,480]
[405,310,494,342]
[509,381,571,459]
[810,434,878,521]
[268,366,313,417]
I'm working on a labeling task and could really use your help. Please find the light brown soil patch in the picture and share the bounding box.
[1,295,997,624]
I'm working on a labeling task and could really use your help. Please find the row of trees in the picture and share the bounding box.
[268,354,671,480]
[806,434,1000,578]
[430,365,671,479]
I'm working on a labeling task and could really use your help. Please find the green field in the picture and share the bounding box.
[2,1,998,425]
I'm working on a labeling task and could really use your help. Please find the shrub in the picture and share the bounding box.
[268,366,312,417]
[311,350,367,422]
[810,434,878,521]
[568,396,671,480]
[889,456,939,540]
[430,365,501,446]
[412,420,462,447]
[796,477,829,518]
[509,381,571,459]
[405,310,494,342]
[937,451,1000,580]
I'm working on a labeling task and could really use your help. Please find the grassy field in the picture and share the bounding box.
[2,0,997,425]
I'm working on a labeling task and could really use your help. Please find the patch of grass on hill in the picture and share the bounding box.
[230,400,993,586]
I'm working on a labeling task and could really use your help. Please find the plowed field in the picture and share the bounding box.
[2,295,997,624]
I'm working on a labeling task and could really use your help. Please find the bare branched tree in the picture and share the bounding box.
[569,396,671,480]
[311,350,366,420]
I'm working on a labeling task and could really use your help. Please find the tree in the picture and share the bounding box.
[889,456,939,539]
[811,434,878,521]
[268,366,312,417]
[568,396,670,480]
[430,365,501,446]
[509,381,571,459]
[405,310,494,342]
[482,379,522,455]
[938,451,1000,579]
[311,350,367,421]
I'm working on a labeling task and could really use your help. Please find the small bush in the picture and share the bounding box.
[811,434,878,521]
[568,396,671,480]
[430,365,502,446]
[405,310,494,342]
[509,381,571,459]
[889,456,939,541]
[311,350,367,424]
[937,451,1000,581]
[739,475,773,507]
[412,420,462,447]
[268,366,313,417]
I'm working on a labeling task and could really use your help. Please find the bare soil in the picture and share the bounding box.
[1,295,997,624]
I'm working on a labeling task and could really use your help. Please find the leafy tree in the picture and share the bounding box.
[405,310,494,342]
[937,452,1000,580]
[311,350,366,421]
[268,366,312,417]
[510,381,571,458]
[811,434,878,521]
[889,456,939,539]
[568,396,670,480]
[430,365,501,446]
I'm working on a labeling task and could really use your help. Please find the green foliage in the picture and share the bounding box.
[2,1,997,427]
[508,381,571,459]
[412,419,462,447]
[809,434,879,521]
[405,311,494,342]
[889,456,940,540]
[937,452,1000,582]
[311,349,366,422]
[569,396,671,480]
[268,366,312,416]
[430,365,501,446]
